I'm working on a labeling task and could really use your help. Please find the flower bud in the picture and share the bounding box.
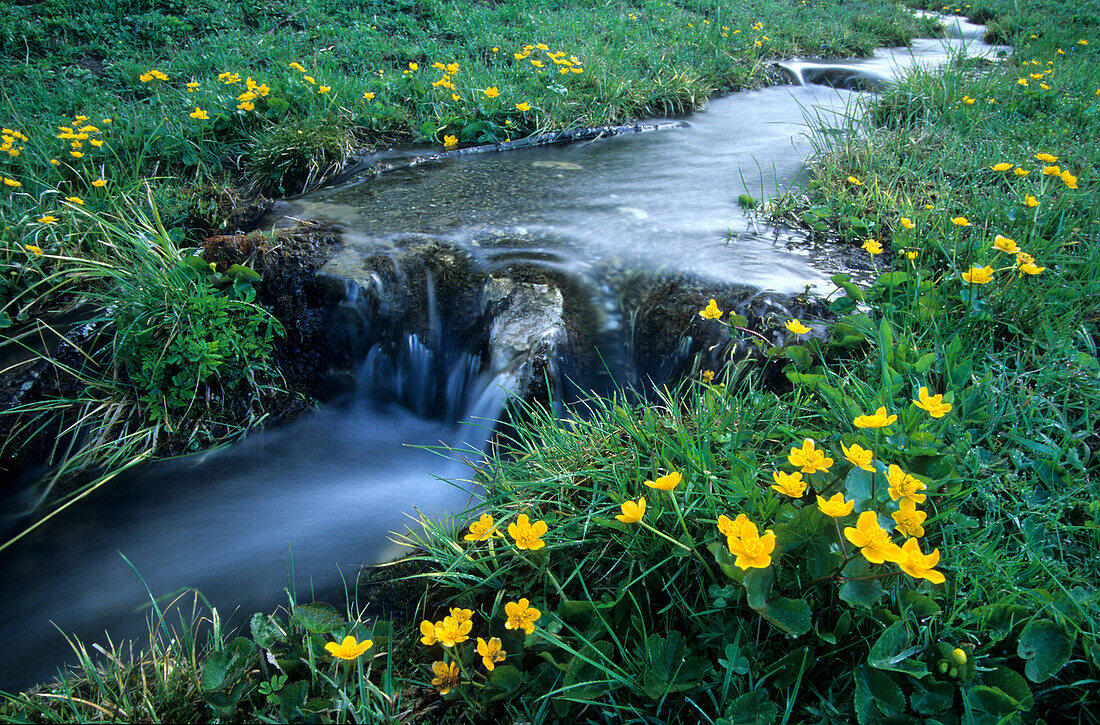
[938,660,950,675]
[948,666,959,679]
[952,648,967,666]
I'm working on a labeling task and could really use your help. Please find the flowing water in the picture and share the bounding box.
[0,17,1001,690]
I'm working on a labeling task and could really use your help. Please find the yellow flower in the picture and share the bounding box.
[363,91,375,100]
[3,177,20,187]
[862,239,883,255]
[484,86,500,98]
[1061,170,1078,189]
[318,85,331,94]
[516,101,531,112]
[961,265,994,284]
[990,162,1013,171]
[89,138,103,147]
[70,151,84,158]
[187,81,200,92]
[24,244,43,255]
[787,438,833,474]
[238,101,255,111]
[1016,78,1028,86]
[698,298,723,320]
[950,216,971,227]
[451,93,461,102]
[504,598,541,634]
[726,525,776,570]
[50,159,61,166]
[536,42,549,51]
[507,513,548,550]
[615,496,646,524]
[900,217,915,229]
[530,59,543,67]
[844,511,903,564]
[1014,167,1029,176]
[992,234,1019,254]
[886,464,927,504]
[431,661,460,694]
[913,386,952,418]
[770,470,806,497]
[1034,152,1058,162]
[847,176,862,185]
[896,537,945,584]
[816,492,855,518]
[37,215,58,224]
[891,498,927,538]
[463,513,498,542]
[477,637,506,671]
[717,513,757,540]
[784,319,810,335]
[408,62,419,71]
[190,107,209,120]
[303,75,316,84]
[1023,194,1039,208]
[65,196,85,205]
[644,471,682,491]
[449,607,473,624]
[1080,39,1089,45]
[1042,165,1062,176]
[492,47,499,52]
[962,95,975,105]
[906,250,919,260]
[853,406,896,429]
[841,442,875,472]
[1029,73,1045,80]
[324,635,373,661]
[1016,252,1045,275]
[443,134,458,148]
[435,615,473,646]
[419,619,440,645]
[701,370,715,383]
[289,62,306,72]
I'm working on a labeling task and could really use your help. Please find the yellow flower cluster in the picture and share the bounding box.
[56,118,107,158]
[139,69,168,82]
[513,43,584,75]
[462,512,548,550]
[1,127,27,158]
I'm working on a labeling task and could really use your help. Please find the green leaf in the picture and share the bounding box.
[250,612,286,649]
[911,677,955,714]
[743,567,773,609]
[868,622,929,677]
[874,271,911,289]
[979,666,1033,711]
[759,597,812,637]
[564,640,615,701]
[642,631,708,698]
[720,689,778,725]
[900,589,942,618]
[487,665,525,702]
[854,664,904,723]
[1017,619,1071,682]
[201,637,254,692]
[225,264,261,283]
[831,273,866,302]
[292,602,345,635]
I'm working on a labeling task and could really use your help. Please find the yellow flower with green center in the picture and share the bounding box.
[507,514,548,550]
[644,471,682,491]
[913,386,952,418]
[896,538,945,583]
[992,234,1019,254]
[844,511,902,564]
[990,162,1013,171]
[615,496,646,523]
[841,442,874,471]
[891,498,927,538]
[698,298,723,320]
[862,239,883,255]
[464,513,497,541]
[900,217,915,229]
[431,661,460,694]
[770,470,806,498]
[324,635,373,661]
[853,406,896,429]
[962,265,994,284]
[504,598,540,634]
[726,524,776,570]
[816,492,855,518]
[784,319,810,335]
[950,216,971,227]
[787,438,833,474]
[477,637,507,671]
[886,464,927,504]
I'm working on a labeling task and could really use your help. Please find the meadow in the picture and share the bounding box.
[2,0,1099,721]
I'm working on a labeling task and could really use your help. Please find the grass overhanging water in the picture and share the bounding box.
[2,0,1100,721]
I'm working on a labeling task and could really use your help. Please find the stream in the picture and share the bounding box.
[0,17,1001,691]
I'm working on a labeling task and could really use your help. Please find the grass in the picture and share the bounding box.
[3,0,1100,721]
